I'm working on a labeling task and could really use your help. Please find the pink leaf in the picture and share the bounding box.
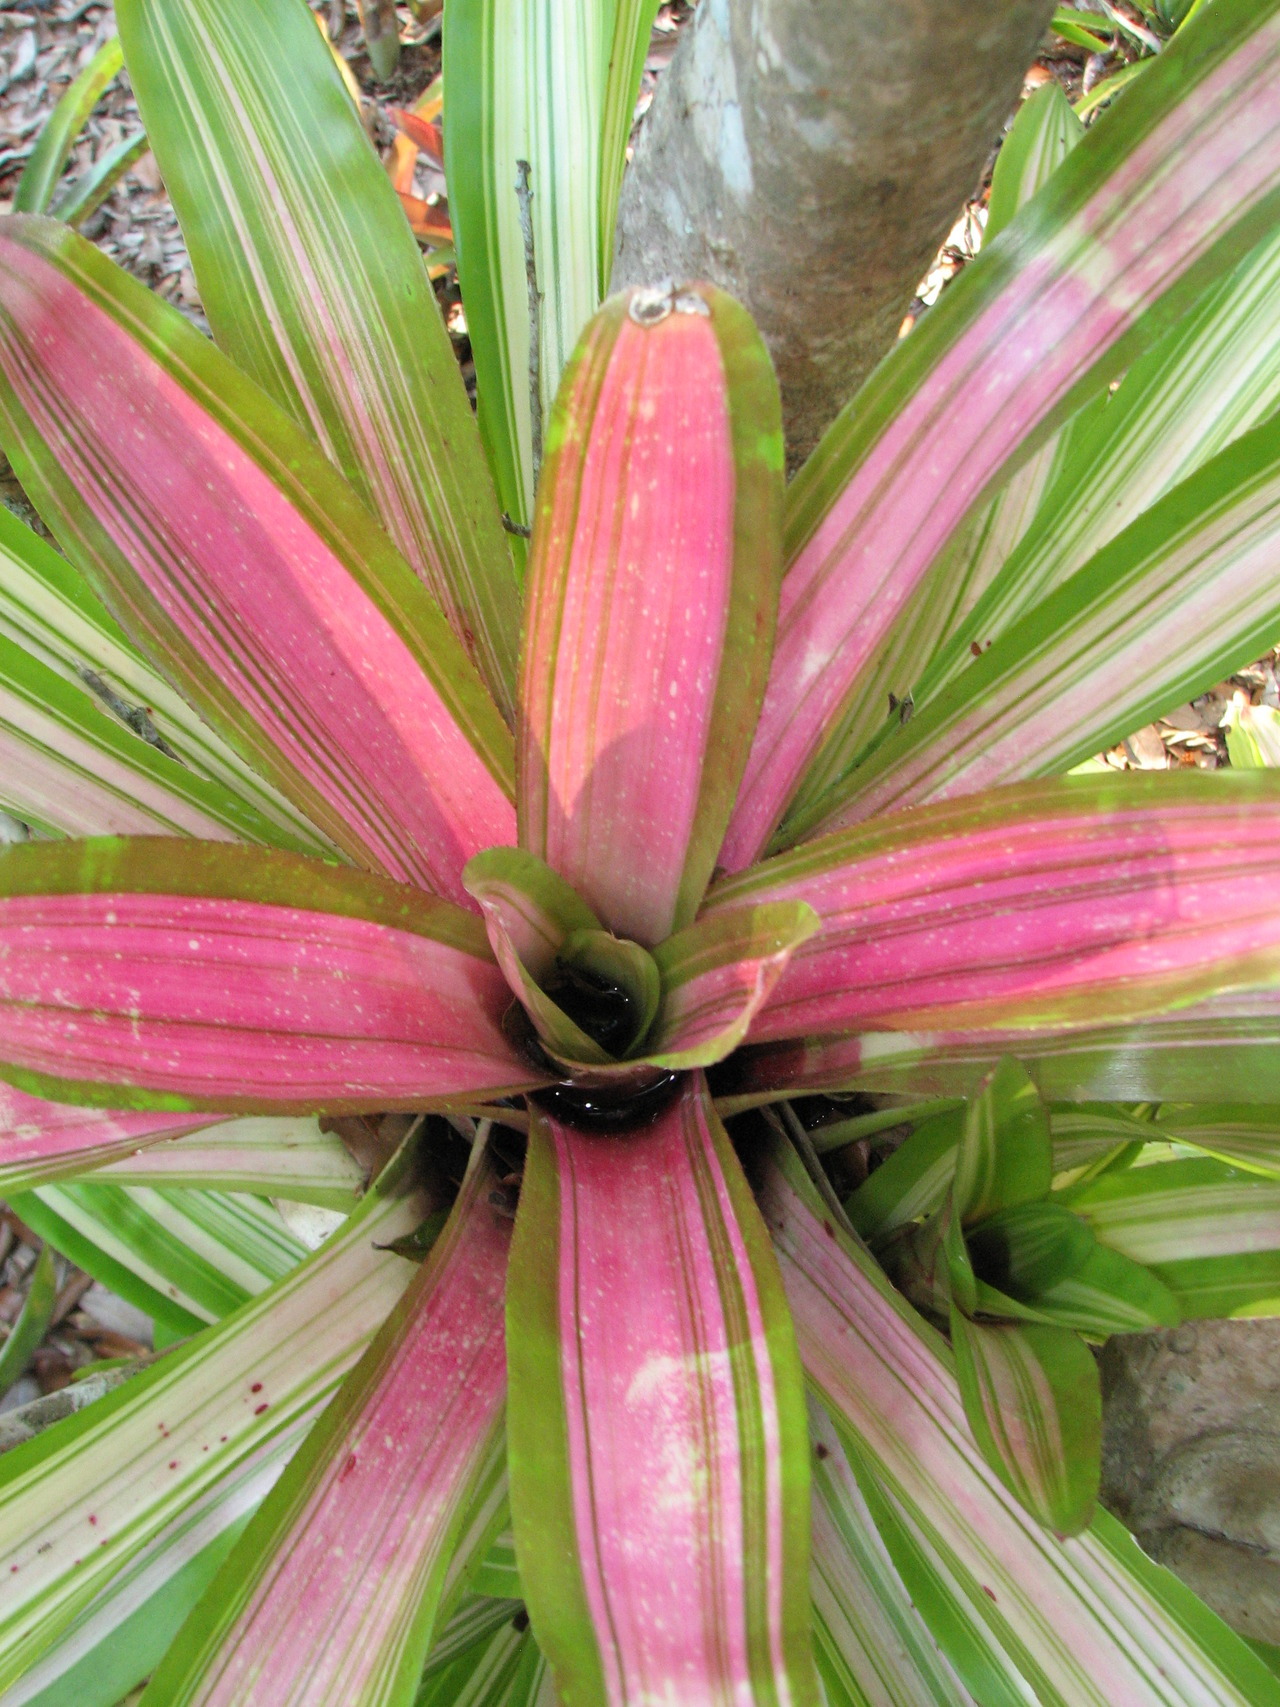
[519,284,782,945]
[706,775,1280,1044]
[507,1073,817,1704]
[720,9,1280,866]
[0,217,515,905]
[149,1145,510,1705]
[0,838,548,1113]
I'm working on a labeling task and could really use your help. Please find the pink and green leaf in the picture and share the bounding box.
[761,1134,1280,1707]
[506,1075,818,1705]
[519,283,783,945]
[647,902,821,1070]
[141,1144,511,1707]
[0,838,548,1113]
[115,0,522,717]
[705,773,1280,1044]
[948,1313,1100,1537]
[720,0,1280,867]
[918,204,1280,728]
[0,216,514,904]
[463,846,615,1066]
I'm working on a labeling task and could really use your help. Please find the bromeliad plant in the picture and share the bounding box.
[6,0,1280,1703]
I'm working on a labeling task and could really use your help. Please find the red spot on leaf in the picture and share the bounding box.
[982,1584,997,1602]
[340,1453,358,1481]
[250,1383,263,1394]
[970,641,983,658]
[88,1515,97,1525]
[254,1403,268,1416]
[822,1220,835,1238]
[814,1442,829,1460]
[168,1461,178,1470]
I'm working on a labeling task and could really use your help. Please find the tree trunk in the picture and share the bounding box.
[612,0,1055,467]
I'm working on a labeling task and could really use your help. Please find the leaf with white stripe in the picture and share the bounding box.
[0,1151,428,1693]
[141,1148,509,1707]
[0,506,330,854]
[14,1183,308,1328]
[68,1118,365,1210]
[1067,1157,1280,1317]
[810,1398,981,1707]
[949,1313,1100,1536]
[0,1429,305,1707]
[444,0,659,526]
[920,212,1280,716]
[806,407,1280,830]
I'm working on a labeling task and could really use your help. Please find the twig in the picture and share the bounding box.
[514,158,543,489]
[75,665,182,761]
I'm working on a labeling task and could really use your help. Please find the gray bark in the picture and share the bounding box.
[612,0,1055,467]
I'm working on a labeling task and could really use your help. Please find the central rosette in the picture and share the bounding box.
[462,844,817,1130]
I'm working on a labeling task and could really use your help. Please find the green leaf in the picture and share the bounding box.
[765,1134,1280,1706]
[1028,1239,1181,1334]
[48,132,149,229]
[12,38,123,216]
[966,1201,1096,1302]
[845,1106,965,1242]
[0,1241,57,1398]
[953,1059,1052,1224]
[1067,1155,1280,1317]
[1155,1102,1280,1175]
[988,86,1084,233]
[950,1312,1101,1535]
[10,1189,204,1343]
[116,0,521,717]
[414,1611,548,1707]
